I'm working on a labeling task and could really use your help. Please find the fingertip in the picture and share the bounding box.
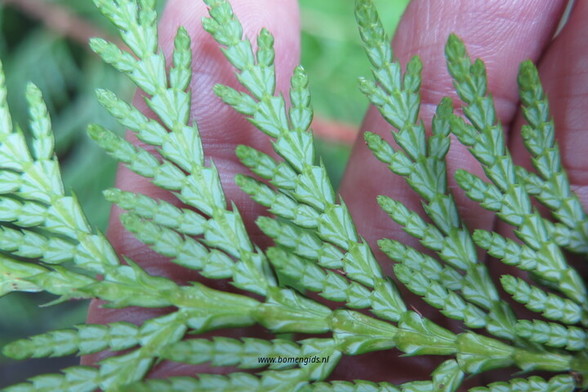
[154,0,301,171]
[341,0,569,248]
[159,0,300,90]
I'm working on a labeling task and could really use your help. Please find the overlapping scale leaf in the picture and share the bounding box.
[310,381,400,392]
[379,239,462,291]
[104,188,206,236]
[0,256,49,296]
[121,374,262,392]
[469,375,575,392]
[2,322,140,359]
[267,247,372,309]
[0,226,75,263]
[515,320,587,351]
[394,264,487,329]
[2,366,100,392]
[501,275,584,325]
[26,83,54,161]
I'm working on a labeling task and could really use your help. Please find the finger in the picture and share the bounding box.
[337,0,567,383]
[508,0,588,205]
[127,0,301,249]
[84,0,300,368]
[101,0,299,286]
[485,2,588,381]
[503,1,588,271]
[341,0,567,255]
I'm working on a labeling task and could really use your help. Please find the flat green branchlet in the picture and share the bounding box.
[0,0,586,391]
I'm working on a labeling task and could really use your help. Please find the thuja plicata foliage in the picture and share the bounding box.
[0,0,587,390]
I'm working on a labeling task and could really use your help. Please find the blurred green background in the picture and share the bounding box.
[0,0,409,386]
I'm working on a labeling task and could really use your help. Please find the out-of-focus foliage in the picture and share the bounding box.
[300,0,408,126]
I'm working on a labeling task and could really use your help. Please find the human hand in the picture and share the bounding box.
[85,0,587,385]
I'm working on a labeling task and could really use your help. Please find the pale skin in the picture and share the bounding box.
[84,0,588,385]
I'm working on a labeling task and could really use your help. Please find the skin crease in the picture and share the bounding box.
[83,0,588,387]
